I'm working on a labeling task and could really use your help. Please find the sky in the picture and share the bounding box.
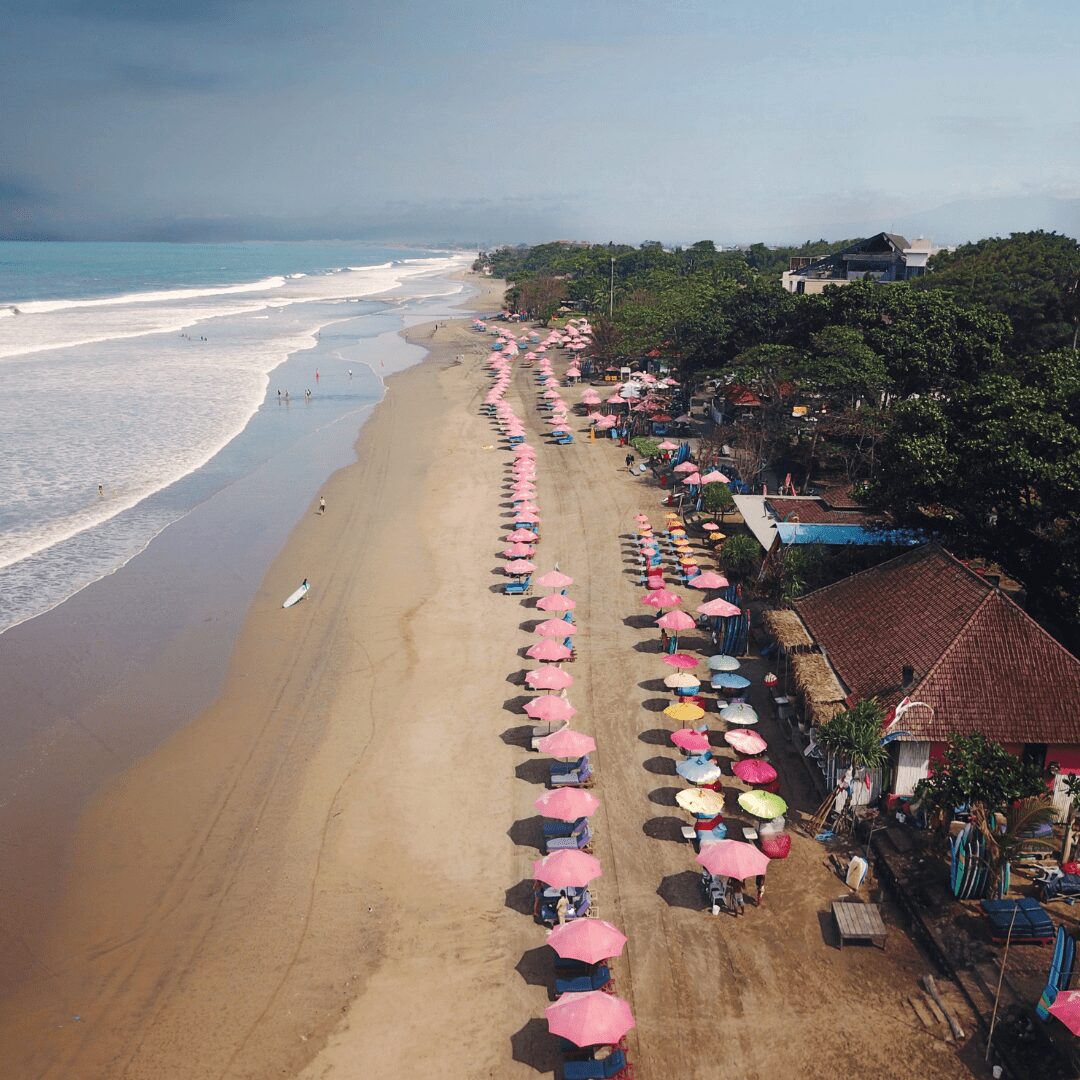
[2,0,1079,246]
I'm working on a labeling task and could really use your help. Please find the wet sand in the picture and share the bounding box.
[0,276,980,1079]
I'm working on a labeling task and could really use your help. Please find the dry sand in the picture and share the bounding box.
[0,277,981,1078]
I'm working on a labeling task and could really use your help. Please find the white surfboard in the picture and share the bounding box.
[282,581,310,609]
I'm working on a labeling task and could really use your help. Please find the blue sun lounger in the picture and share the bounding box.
[562,1048,629,1079]
[543,816,588,838]
[505,575,532,596]
[545,824,593,853]
[555,964,612,996]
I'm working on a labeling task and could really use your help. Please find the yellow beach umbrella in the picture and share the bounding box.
[676,787,726,816]
[664,701,706,724]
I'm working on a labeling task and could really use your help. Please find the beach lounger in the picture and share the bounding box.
[543,817,587,839]
[981,898,1055,943]
[556,434,574,445]
[550,763,594,789]
[554,964,612,997]
[504,575,533,596]
[562,1048,630,1080]
[546,825,593,853]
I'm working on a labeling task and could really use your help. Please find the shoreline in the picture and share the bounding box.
[0,273,503,1076]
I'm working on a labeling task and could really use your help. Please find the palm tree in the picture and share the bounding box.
[810,699,889,834]
[973,795,1057,898]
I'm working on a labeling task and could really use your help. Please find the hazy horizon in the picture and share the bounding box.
[3,1,1079,247]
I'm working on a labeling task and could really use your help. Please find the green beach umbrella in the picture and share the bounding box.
[738,790,788,820]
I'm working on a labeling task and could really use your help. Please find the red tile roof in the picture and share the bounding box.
[793,545,1080,744]
[817,483,865,510]
[765,498,875,526]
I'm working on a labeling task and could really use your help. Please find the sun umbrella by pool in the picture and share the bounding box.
[696,839,770,880]
[547,919,628,965]
[537,728,596,758]
[537,569,574,588]
[707,654,740,672]
[657,610,696,632]
[663,654,699,670]
[676,787,725,816]
[533,849,603,888]
[537,593,576,612]
[688,571,730,590]
[664,701,705,724]
[545,991,635,1048]
[720,702,759,725]
[724,729,768,755]
[733,759,778,785]
[671,728,710,752]
[663,672,700,689]
[526,666,573,691]
[738,790,788,819]
[711,672,751,691]
[527,640,573,662]
[524,695,576,723]
[534,787,599,821]
[677,756,723,785]
[504,560,537,576]
[641,590,682,609]
[536,618,578,637]
[697,598,741,619]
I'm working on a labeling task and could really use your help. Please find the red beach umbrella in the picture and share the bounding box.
[732,759,778,785]
[663,653,699,670]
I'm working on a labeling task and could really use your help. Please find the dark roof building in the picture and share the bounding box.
[781,232,934,294]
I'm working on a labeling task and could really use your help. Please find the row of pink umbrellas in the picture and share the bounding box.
[488,328,638,1055]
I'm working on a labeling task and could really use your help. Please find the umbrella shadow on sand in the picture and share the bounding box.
[648,786,681,806]
[642,756,677,776]
[643,816,686,842]
[508,817,544,850]
[657,870,705,910]
[638,678,670,693]
[510,1018,562,1073]
[515,758,551,785]
[505,879,538,916]
[503,694,533,713]
[622,614,656,630]
[501,725,534,748]
[638,728,671,746]
[632,639,666,654]
[515,945,553,990]
[641,697,671,713]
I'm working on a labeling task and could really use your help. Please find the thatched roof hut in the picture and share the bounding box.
[763,609,813,651]
[791,652,848,724]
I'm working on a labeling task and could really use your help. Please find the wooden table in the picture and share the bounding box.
[832,902,887,950]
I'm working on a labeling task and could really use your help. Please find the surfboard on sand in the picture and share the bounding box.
[1037,925,1067,1019]
[283,581,310,608]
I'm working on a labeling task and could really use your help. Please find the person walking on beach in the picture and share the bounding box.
[755,874,766,907]
[727,877,746,916]
[98,483,104,497]
[319,497,326,515]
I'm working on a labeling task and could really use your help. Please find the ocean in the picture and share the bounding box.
[0,241,475,634]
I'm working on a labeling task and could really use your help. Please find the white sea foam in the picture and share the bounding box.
[0,252,472,626]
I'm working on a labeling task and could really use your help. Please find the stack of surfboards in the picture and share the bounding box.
[950,822,1008,901]
[1037,925,1076,1020]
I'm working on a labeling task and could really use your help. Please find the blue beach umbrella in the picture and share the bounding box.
[711,672,751,691]
[719,702,759,726]
[707,654,741,672]
[676,756,723,785]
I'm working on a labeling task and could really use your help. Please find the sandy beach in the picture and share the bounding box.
[0,275,981,1079]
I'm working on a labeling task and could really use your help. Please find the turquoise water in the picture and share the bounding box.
[0,240,450,304]
[0,242,473,632]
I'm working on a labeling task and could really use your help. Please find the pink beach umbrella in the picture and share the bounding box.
[697,598,741,618]
[673,462,699,474]
[688,571,730,590]
[1049,991,1080,1036]
[657,610,696,632]
[663,653,699,670]
[537,569,574,588]
[696,840,771,881]
[532,850,603,889]
[641,590,682,609]
[503,560,537,575]
[681,472,703,486]
[537,728,596,758]
[700,470,730,484]
[545,991,635,1048]
[732,759,778,786]
[526,640,573,662]
[534,787,599,821]
[671,729,710,753]
[504,543,536,558]
[506,529,540,543]
[537,593,576,612]
[724,729,768,755]
[536,618,578,637]
[657,440,679,451]
[702,522,720,532]
[524,695,577,723]
[547,919,628,965]
[526,666,574,691]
